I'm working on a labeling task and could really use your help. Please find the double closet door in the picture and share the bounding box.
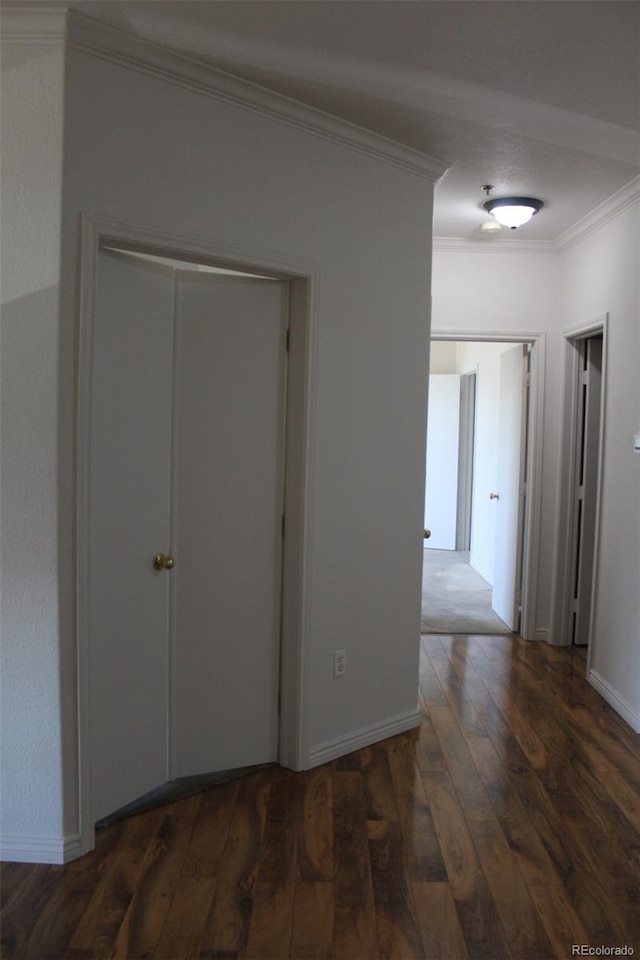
[89,248,287,822]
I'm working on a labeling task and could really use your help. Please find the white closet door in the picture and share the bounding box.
[90,250,175,821]
[170,273,287,777]
[491,345,526,630]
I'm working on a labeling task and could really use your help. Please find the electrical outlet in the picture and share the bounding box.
[334,649,346,678]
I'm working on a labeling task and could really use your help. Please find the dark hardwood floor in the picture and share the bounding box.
[2,635,639,959]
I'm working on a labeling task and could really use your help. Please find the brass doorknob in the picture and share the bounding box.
[153,553,175,571]
[489,492,500,500]
[424,529,431,539]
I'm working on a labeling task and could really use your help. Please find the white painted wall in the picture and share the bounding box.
[560,201,640,728]
[0,43,67,850]
[1,25,440,856]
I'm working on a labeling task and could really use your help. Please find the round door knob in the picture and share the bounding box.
[153,553,175,571]
[424,528,431,539]
[164,555,175,570]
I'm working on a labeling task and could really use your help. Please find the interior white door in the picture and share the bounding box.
[491,345,526,629]
[424,374,460,550]
[456,371,476,551]
[90,250,175,821]
[170,273,286,777]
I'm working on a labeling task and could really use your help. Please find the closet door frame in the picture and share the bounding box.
[76,214,318,856]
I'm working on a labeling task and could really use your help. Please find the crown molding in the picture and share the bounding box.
[555,176,640,252]
[0,2,68,43]
[65,11,448,184]
[432,237,558,255]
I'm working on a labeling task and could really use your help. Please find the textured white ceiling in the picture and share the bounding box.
[67,1,640,241]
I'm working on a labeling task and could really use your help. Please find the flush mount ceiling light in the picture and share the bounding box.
[481,187,544,230]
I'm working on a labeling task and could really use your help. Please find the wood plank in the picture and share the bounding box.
[536,753,640,942]
[476,636,514,662]
[0,862,47,914]
[111,801,201,959]
[245,769,299,960]
[411,882,468,960]
[154,877,217,959]
[290,881,334,960]
[297,765,334,882]
[367,820,425,959]
[361,741,400,822]
[418,644,447,707]
[572,739,640,832]
[437,636,484,680]
[429,705,495,822]
[468,819,555,959]
[466,736,529,823]
[560,701,639,787]
[386,734,447,882]
[180,779,239,879]
[420,771,478,901]
[68,807,166,958]
[0,865,63,959]
[511,642,637,764]
[499,753,633,945]
[431,655,487,738]
[422,771,512,959]
[197,771,271,959]
[501,817,590,957]
[332,751,362,772]
[19,821,128,960]
[417,689,430,720]
[332,770,379,959]
[414,715,447,774]
[494,653,577,757]
[479,675,550,771]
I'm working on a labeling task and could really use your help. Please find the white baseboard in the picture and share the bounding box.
[307,708,421,767]
[588,670,640,733]
[0,834,83,864]
[534,628,550,643]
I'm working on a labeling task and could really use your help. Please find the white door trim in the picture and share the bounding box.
[430,329,546,642]
[76,213,319,856]
[554,315,608,668]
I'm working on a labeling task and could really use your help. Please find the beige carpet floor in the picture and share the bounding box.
[421,548,511,634]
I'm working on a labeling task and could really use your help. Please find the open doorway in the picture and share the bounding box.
[568,333,603,657]
[556,320,607,665]
[422,338,535,636]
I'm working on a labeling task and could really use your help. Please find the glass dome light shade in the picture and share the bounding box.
[483,197,543,229]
